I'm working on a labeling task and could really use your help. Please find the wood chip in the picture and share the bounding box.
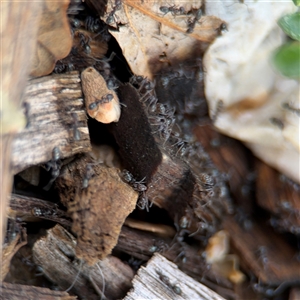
[124,253,225,300]
[11,72,91,174]
[56,155,138,265]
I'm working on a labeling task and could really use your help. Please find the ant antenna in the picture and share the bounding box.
[89,262,106,300]
[65,259,83,292]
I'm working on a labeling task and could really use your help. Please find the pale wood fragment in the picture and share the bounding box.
[11,72,91,174]
[124,253,225,300]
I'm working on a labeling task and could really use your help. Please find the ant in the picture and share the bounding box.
[82,164,95,189]
[186,8,202,34]
[88,94,114,110]
[78,32,92,55]
[155,269,182,295]
[71,112,81,141]
[270,117,284,130]
[85,16,101,33]
[171,137,189,156]
[44,147,62,190]
[282,102,300,117]
[106,78,119,90]
[159,5,186,16]
[122,170,150,211]
[106,0,122,24]
[255,246,269,271]
[216,23,228,35]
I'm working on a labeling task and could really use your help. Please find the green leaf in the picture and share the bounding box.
[273,42,300,79]
[278,12,300,41]
[292,0,300,6]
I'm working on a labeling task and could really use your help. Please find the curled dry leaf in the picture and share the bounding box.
[81,67,121,124]
[30,0,72,77]
[103,0,226,78]
[204,1,299,183]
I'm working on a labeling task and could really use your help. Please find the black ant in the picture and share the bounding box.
[282,102,300,116]
[106,0,122,24]
[121,170,150,211]
[85,16,101,33]
[186,8,202,33]
[255,246,269,271]
[78,32,92,55]
[71,112,81,141]
[106,78,119,90]
[155,269,182,295]
[88,94,114,110]
[82,164,95,189]
[44,147,62,190]
[216,23,228,35]
[270,117,284,130]
[159,5,186,16]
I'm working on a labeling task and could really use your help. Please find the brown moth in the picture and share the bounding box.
[81,67,121,123]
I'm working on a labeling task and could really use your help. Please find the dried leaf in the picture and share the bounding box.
[30,0,72,77]
[103,0,225,77]
[204,1,300,183]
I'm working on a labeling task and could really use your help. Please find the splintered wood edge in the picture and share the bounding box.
[124,253,225,300]
[11,72,91,174]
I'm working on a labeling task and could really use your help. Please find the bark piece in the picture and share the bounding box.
[256,161,300,234]
[193,121,254,213]
[8,194,71,228]
[56,155,138,265]
[0,282,76,300]
[81,67,121,124]
[223,216,300,286]
[124,253,225,300]
[32,224,134,300]
[11,72,91,174]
